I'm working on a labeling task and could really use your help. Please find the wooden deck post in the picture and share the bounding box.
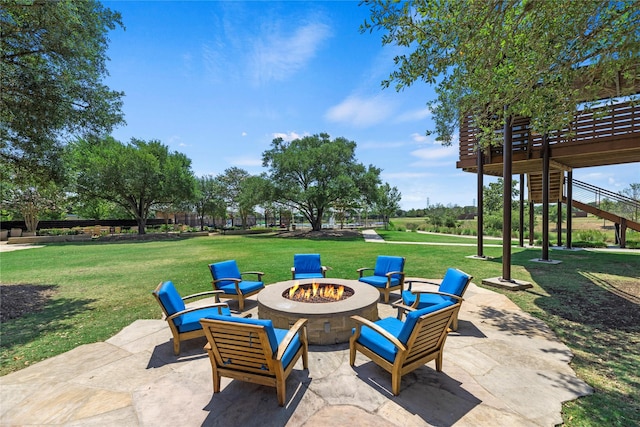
[566,171,572,249]
[502,114,513,281]
[519,174,525,247]
[477,149,484,257]
[557,200,562,247]
[541,134,550,260]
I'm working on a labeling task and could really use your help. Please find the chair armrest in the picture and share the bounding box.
[182,290,224,301]
[241,271,264,281]
[405,279,439,292]
[391,300,416,319]
[276,318,308,360]
[212,277,241,285]
[166,303,230,321]
[323,266,333,271]
[350,315,406,352]
[385,270,405,278]
[411,290,463,305]
[356,267,373,278]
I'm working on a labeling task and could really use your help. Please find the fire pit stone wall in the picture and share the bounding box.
[257,279,380,345]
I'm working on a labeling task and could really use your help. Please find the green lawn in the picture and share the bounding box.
[1,232,638,425]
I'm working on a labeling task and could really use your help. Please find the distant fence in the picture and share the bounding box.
[0,219,169,231]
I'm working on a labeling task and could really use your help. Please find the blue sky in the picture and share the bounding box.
[102,1,638,210]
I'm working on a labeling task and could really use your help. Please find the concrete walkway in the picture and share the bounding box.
[0,282,592,426]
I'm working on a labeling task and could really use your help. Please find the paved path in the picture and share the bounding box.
[0,282,592,426]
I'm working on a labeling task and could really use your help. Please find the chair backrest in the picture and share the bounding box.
[397,300,454,344]
[438,268,472,297]
[373,255,405,280]
[209,260,242,287]
[293,254,322,274]
[404,302,459,363]
[153,281,185,316]
[201,315,278,374]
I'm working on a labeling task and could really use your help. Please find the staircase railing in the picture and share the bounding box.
[570,179,640,222]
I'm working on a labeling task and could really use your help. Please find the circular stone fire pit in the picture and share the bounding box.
[257,279,379,345]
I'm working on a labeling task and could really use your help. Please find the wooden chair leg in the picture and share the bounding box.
[276,377,286,406]
[391,372,401,396]
[212,368,221,393]
[349,344,356,366]
[451,314,459,331]
[435,352,443,371]
[173,338,180,356]
[238,296,244,311]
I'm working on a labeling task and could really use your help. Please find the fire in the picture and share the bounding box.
[288,281,346,302]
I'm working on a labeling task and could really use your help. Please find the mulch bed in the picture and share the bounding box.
[0,284,57,323]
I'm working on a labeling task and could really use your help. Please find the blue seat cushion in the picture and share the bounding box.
[354,317,404,363]
[157,281,186,315]
[402,290,452,307]
[174,305,231,333]
[439,268,471,296]
[397,300,455,343]
[204,314,301,367]
[293,254,322,275]
[295,272,325,279]
[217,280,264,295]
[359,276,400,289]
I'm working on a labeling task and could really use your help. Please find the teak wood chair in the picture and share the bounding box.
[357,255,406,303]
[291,253,330,279]
[200,315,309,406]
[152,281,232,355]
[350,298,461,396]
[208,260,265,311]
[393,268,472,331]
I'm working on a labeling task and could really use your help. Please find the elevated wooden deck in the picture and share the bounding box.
[457,101,640,176]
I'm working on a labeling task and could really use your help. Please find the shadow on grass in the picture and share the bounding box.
[0,289,96,351]
[506,249,640,425]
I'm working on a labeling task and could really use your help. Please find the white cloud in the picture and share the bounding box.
[271,131,306,141]
[325,95,396,127]
[395,107,432,123]
[241,132,247,137]
[250,21,331,85]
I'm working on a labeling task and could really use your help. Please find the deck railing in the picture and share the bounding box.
[571,179,640,222]
[459,101,640,160]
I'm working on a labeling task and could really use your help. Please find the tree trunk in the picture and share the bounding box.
[137,217,147,234]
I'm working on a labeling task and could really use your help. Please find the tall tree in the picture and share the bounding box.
[375,183,402,230]
[361,0,640,146]
[194,175,226,230]
[262,133,380,231]
[216,167,250,228]
[1,0,125,184]
[68,137,195,234]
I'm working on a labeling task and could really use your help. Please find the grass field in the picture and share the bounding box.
[1,231,638,425]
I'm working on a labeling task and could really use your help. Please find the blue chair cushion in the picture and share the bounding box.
[354,317,404,363]
[204,314,301,368]
[216,280,264,295]
[295,272,325,279]
[373,256,405,281]
[293,254,322,275]
[397,300,455,343]
[439,268,471,297]
[359,275,401,288]
[175,305,231,333]
[210,260,242,287]
[157,281,186,315]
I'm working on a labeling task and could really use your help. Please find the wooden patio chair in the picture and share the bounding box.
[357,255,406,303]
[393,268,472,331]
[152,280,232,355]
[200,315,309,406]
[291,253,330,279]
[349,298,461,395]
[208,260,265,311]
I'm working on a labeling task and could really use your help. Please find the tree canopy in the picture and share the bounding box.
[262,133,381,231]
[68,137,195,234]
[1,0,124,184]
[361,0,640,146]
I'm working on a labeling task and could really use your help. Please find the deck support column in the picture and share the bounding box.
[502,114,513,281]
[519,174,525,247]
[566,171,572,249]
[529,201,535,246]
[557,199,562,246]
[477,149,484,257]
[541,134,550,260]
